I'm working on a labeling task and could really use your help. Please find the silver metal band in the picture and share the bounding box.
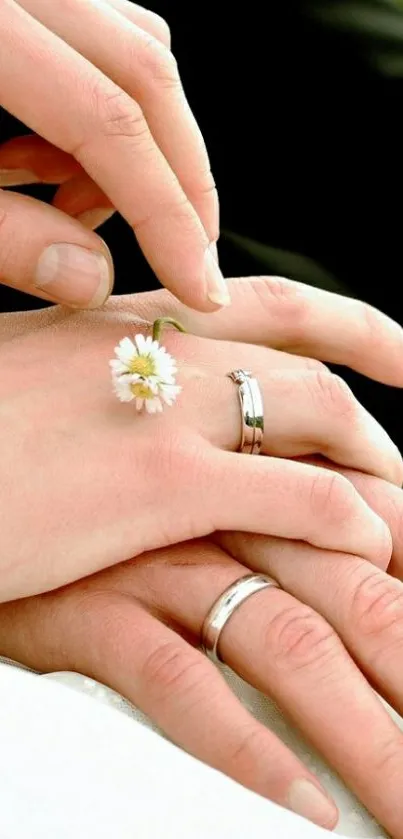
[227,369,264,455]
[201,574,281,664]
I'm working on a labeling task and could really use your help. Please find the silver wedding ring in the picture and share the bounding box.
[227,369,264,455]
[201,574,281,664]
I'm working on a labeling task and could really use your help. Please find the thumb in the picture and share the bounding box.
[0,188,114,308]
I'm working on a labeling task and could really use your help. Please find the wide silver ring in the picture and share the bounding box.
[227,369,264,455]
[201,574,281,664]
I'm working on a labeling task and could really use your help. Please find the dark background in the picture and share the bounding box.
[1,0,403,447]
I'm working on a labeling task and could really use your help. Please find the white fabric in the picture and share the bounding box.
[0,661,393,837]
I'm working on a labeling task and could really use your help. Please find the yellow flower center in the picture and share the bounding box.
[130,381,155,399]
[128,355,156,377]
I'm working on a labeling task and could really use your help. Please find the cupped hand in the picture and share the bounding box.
[0,0,224,310]
[2,468,403,835]
[0,277,402,601]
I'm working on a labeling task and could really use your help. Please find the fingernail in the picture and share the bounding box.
[35,243,113,309]
[204,246,230,307]
[0,168,39,187]
[209,241,219,264]
[287,780,338,828]
[76,208,115,230]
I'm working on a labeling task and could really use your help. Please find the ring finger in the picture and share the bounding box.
[200,363,402,485]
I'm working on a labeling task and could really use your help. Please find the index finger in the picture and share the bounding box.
[0,0,226,311]
[155,276,403,387]
[19,0,219,244]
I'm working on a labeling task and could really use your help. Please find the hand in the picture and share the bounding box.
[0,277,402,601]
[0,0,224,310]
[0,276,402,600]
[2,469,403,836]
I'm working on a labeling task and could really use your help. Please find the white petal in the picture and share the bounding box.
[145,397,162,414]
[110,359,128,375]
[134,334,147,354]
[135,397,144,411]
[113,379,134,402]
[115,337,137,364]
[160,384,181,405]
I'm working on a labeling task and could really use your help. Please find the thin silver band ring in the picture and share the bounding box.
[227,369,264,455]
[201,574,281,664]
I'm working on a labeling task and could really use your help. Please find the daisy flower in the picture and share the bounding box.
[110,334,181,413]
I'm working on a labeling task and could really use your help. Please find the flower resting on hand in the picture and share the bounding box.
[110,331,182,414]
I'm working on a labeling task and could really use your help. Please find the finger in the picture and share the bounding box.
[1,1,225,310]
[158,276,403,387]
[105,1,171,47]
[0,588,337,829]
[0,135,82,185]
[0,137,115,230]
[208,368,402,485]
[204,449,391,564]
[0,188,114,307]
[291,457,403,573]
[223,532,403,724]
[20,0,218,244]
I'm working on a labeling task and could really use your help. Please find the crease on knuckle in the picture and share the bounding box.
[148,13,171,48]
[247,276,309,332]
[372,735,403,779]
[228,725,267,774]
[138,35,179,88]
[309,470,355,526]
[357,302,387,358]
[74,81,148,153]
[350,571,403,639]
[310,370,357,420]
[304,357,329,373]
[269,605,338,673]
[141,641,202,702]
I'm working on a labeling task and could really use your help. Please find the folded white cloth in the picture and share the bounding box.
[0,660,393,838]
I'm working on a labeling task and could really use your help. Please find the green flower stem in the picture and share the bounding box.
[152,317,187,343]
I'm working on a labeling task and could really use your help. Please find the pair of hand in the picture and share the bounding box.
[1,277,403,836]
[0,0,226,310]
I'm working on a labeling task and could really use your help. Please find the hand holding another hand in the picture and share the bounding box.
[0,277,401,601]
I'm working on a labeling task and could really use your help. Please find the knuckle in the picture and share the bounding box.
[350,571,403,639]
[228,725,267,774]
[372,735,403,779]
[309,470,357,525]
[83,79,148,144]
[358,302,387,356]
[150,13,171,48]
[248,276,310,332]
[310,371,358,420]
[139,35,179,88]
[141,641,203,701]
[304,358,329,373]
[269,605,338,673]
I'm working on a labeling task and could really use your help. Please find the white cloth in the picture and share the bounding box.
[0,660,393,838]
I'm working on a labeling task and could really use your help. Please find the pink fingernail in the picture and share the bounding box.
[204,246,230,307]
[35,243,113,309]
[287,780,338,828]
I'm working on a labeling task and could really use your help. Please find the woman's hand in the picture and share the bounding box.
[0,0,225,310]
[2,468,403,836]
[0,276,402,601]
